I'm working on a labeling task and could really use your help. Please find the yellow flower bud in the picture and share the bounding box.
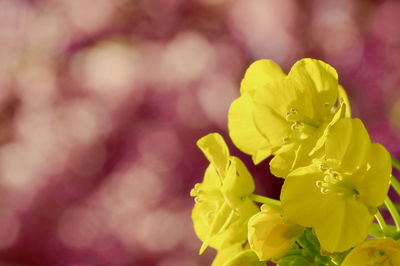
[248,205,303,260]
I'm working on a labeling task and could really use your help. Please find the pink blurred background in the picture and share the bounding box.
[0,0,399,265]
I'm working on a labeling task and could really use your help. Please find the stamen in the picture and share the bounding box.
[320,187,330,194]
[285,108,319,128]
[316,169,358,199]
[318,164,328,172]
[291,121,304,131]
[190,188,199,197]
[315,180,323,188]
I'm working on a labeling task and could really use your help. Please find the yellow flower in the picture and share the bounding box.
[342,238,400,266]
[248,204,303,261]
[281,118,392,253]
[212,243,265,266]
[191,133,259,254]
[228,58,350,177]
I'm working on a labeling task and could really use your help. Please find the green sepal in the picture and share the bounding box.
[296,228,320,258]
[277,228,335,266]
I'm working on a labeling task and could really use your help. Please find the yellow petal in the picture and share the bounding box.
[240,59,286,95]
[192,201,215,243]
[270,138,318,178]
[338,85,351,117]
[309,102,347,156]
[252,148,273,165]
[315,197,372,253]
[222,157,255,208]
[356,143,391,207]
[198,201,232,254]
[288,58,338,121]
[200,164,223,191]
[253,103,291,149]
[269,143,298,178]
[228,93,271,163]
[325,118,371,173]
[253,78,314,122]
[212,243,243,266]
[281,166,332,228]
[197,133,230,178]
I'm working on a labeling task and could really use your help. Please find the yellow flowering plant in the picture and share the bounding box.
[190,58,400,265]
[190,133,260,256]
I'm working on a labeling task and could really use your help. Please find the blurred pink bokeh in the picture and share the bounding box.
[0,0,399,265]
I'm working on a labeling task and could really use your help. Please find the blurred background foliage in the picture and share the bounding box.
[0,0,399,265]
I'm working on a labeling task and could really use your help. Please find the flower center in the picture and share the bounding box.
[285,108,319,141]
[315,164,359,199]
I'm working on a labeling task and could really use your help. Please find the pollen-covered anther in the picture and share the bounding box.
[320,187,330,194]
[315,180,324,188]
[326,168,342,180]
[318,164,328,172]
[285,108,298,120]
[316,171,355,198]
[190,188,199,197]
[285,107,319,130]
[291,121,304,131]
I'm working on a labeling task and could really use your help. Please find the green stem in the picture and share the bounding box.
[391,175,400,197]
[374,210,387,232]
[370,223,400,239]
[392,156,400,172]
[384,197,400,231]
[248,194,281,206]
[369,223,384,238]
[380,202,400,213]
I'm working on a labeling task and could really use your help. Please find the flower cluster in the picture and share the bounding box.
[190,58,400,265]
